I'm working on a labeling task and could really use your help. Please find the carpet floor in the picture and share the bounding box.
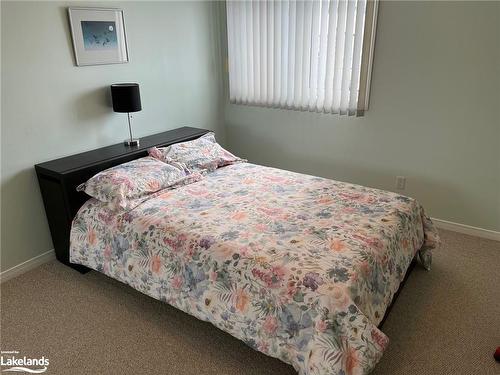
[1,229,499,374]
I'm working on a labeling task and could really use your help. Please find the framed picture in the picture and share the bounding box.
[68,7,129,66]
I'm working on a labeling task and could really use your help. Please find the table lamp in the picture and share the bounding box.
[110,83,142,146]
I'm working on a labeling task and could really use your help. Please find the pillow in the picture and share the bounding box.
[77,156,200,211]
[148,132,244,173]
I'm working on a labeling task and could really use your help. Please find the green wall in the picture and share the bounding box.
[225,1,500,232]
[1,1,499,274]
[1,1,225,272]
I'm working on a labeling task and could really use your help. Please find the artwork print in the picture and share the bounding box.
[68,8,129,66]
[81,21,118,50]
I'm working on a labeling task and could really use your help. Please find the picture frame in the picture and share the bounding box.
[68,7,129,66]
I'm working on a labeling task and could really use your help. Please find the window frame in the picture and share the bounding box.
[224,0,379,116]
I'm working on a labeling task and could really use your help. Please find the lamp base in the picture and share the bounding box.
[124,139,140,147]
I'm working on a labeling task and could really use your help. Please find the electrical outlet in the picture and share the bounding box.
[396,176,406,190]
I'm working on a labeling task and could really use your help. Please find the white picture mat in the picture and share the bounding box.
[68,7,129,66]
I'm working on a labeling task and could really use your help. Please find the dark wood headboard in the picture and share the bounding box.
[35,126,210,272]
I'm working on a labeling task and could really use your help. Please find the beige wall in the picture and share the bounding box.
[0,1,224,271]
[225,1,500,232]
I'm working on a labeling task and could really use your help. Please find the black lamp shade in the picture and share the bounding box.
[111,83,142,113]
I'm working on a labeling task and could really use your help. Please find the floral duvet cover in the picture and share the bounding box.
[70,163,439,375]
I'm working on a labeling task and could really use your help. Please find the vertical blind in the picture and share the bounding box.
[226,0,378,116]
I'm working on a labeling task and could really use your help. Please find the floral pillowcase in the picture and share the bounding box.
[77,156,201,211]
[148,133,245,173]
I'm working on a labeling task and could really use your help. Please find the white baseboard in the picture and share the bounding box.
[432,218,500,242]
[0,249,56,283]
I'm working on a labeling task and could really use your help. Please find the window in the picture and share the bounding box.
[226,0,378,116]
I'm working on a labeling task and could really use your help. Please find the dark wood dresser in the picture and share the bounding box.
[35,126,209,272]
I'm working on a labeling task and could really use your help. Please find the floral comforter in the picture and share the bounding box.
[70,163,439,375]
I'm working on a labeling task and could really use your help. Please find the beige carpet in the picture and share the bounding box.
[1,229,499,374]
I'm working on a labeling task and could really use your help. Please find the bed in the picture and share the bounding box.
[69,148,439,375]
